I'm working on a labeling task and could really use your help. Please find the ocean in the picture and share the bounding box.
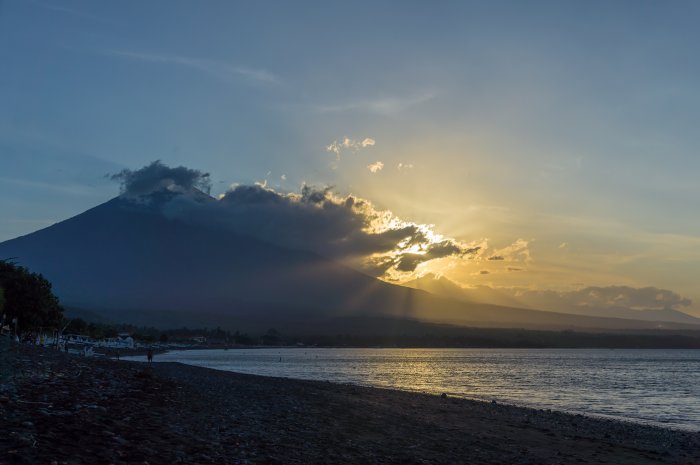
[134,347,700,431]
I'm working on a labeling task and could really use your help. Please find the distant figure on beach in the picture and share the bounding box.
[147,349,153,365]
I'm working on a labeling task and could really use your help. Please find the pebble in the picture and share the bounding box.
[3,340,700,465]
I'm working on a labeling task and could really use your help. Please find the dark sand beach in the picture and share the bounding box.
[1,340,698,465]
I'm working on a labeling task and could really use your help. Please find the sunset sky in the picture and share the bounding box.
[1,1,699,314]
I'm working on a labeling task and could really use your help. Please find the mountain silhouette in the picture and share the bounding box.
[1,190,697,331]
[403,273,700,326]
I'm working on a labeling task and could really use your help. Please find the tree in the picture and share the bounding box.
[261,328,282,346]
[0,260,64,333]
[64,318,88,335]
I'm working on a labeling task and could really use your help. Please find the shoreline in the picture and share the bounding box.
[131,346,700,433]
[2,340,699,464]
[130,354,699,434]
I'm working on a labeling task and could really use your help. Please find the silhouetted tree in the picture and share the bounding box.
[233,331,254,345]
[64,318,88,335]
[261,328,282,345]
[0,260,64,333]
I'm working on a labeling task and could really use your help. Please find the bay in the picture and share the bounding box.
[133,347,700,431]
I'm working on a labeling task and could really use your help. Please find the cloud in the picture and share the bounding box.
[280,174,287,181]
[0,176,97,197]
[559,242,568,249]
[394,241,478,273]
[112,162,478,277]
[488,239,531,262]
[398,163,414,170]
[203,185,479,275]
[110,160,211,197]
[507,267,523,272]
[480,270,490,275]
[317,92,435,115]
[326,136,376,160]
[367,161,384,174]
[569,286,691,310]
[105,50,279,84]
[417,274,693,314]
[467,284,691,312]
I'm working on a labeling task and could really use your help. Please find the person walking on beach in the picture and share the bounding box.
[147,349,153,365]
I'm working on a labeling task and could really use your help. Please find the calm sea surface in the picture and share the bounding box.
[137,348,700,431]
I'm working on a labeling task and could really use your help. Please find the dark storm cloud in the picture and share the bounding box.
[207,185,416,257]
[174,184,478,272]
[114,162,477,275]
[488,255,505,261]
[110,160,211,197]
[394,241,474,272]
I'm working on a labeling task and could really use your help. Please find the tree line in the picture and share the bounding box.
[0,259,63,334]
[4,259,700,349]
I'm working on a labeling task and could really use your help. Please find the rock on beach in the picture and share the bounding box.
[1,339,699,464]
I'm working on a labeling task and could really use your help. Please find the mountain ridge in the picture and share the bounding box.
[402,273,700,325]
[1,191,698,332]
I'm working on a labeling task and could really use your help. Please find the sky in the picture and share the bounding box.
[1,1,699,314]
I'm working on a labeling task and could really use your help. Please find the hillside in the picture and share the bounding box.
[1,190,698,332]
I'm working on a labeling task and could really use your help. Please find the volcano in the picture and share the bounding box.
[1,189,697,332]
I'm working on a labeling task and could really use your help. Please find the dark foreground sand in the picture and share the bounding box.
[1,340,699,465]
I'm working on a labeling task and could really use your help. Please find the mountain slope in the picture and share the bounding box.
[403,274,700,326]
[1,193,698,331]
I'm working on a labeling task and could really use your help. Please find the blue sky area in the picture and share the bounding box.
[1,1,699,312]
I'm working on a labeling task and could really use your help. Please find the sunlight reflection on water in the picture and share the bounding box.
[136,348,700,431]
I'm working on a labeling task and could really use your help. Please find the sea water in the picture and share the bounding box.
[131,348,700,431]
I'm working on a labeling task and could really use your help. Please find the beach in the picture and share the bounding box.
[1,340,698,465]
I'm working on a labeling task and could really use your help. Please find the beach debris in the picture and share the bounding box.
[2,339,700,465]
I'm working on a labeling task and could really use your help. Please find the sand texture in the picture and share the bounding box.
[1,340,698,465]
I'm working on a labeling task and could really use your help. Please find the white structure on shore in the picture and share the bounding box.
[96,333,135,349]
